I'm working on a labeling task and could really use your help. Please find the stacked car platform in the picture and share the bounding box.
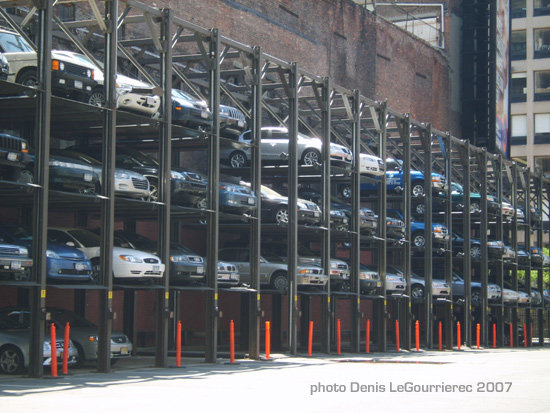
[0,1,548,378]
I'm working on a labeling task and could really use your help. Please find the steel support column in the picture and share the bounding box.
[460,144,472,348]
[29,0,52,379]
[479,150,489,347]
[443,134,454,350]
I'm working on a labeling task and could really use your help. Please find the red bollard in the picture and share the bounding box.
[415,320,420,351]
[524,323,527,348]
[395,320,400,353]
[50,323,57,378]
[510,323,513,348]
[493,324,496,348]
[229,320,235,364]
[457,321,461,350]
[176,321,182,367]
[265,321,271,360]
[366,319,370,354]
[337,319,341,355]
[63,322,70,375]
[308,321,314,357]
[439,321,442,351]
[476,323,480,349]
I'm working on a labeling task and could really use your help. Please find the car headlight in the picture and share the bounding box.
[0,54,7,65]
[119,255,143,263]
[297,201,307,209]
[170,255,189,263]
[87,69,93,78]
[114,171,130,179]
[46,250,60,259]
[87,335,99,342]
[433,226,444,233]
[299,268,316,274]
[170,170,184,180]
[220,184,238,192]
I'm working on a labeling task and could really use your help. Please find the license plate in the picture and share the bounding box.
[230,273,238,280]
[74,80,83,89]
[153,265,160,271]
[120,347,128,355]
[75,262,86,270]
[7,152,17,162]
[197,267,204,274]
[247,197,255,204]
[218,273,229,280]
[11,261,21,270]
[84,173,93,182]
[146,96,155,105]
[201,111,208,119]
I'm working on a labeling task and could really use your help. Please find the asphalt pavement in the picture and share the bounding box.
[1,346,549,412]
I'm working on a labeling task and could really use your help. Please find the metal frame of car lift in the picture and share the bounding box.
[1,0,550,378]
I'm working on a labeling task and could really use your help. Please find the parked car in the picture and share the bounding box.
[196,175,257,215]
[342,157,447,198]
[388,266,450,300]
[0,28,95,101]
[220,126,352,168]
[0,52,8,80]
[218,247,328,292]
[219,104,248,137]
[296,188,376,234]
[385,215,406,242]
[358,152,385,176]
[516,246,531,266]
[216,260,241,287]
[68,146,207,205]
[429,269,501,305]
[530,246,544,266]
[502,288,521,304]
[47,227,164,282]
[172,89,213,131]
[0,307,132,368]
[451,232,505,260]
[260,241,350,291]
[0,313,78,374]
[259,185,321,225]
[112,230,205,285]
[0,231,32,281]
[51,148,151,199]
[387,209,450,250]
[502,243,517,263]
[528,206,543,227]
[53,51,160,116]
[0,133,31,182]
[20,150,100,194]
[543,289,550,305]
[0,223,93,283]
[357,263,382,295]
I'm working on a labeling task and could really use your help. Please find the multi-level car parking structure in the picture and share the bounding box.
[0,0,548,378]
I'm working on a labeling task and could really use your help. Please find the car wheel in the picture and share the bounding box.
[91,258,101,284]
[17,69,39,88]
[13,269,30,282]
[411,180,425,197]
[412,231,426,248]
[148,178,159,202]
[471,288,481,305]
[195,197,207,209]
[74,342,86,368]
[470,245,482,260]
[470,202,481,214]
[274,206,289,224]
[87,88,105,107]
[340,185,352,199]
[411,284,425,300]
[338,280,351,292]
[17,169,34,184]
[270,271,288,292]
[414,202,426,215]
[0,345,24,374]
[334,222,349,231]
[301,149,321,166]
[229,151,247,168]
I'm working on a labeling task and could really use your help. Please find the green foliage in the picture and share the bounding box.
[517,247,550,288]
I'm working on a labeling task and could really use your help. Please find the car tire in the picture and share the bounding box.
[229,151,247,168]
[471,288,481,306]
[17,169,34,184]
[411,284,425,300]
[195,197,207,209]
[91,258,101,284]
[414,202,426,215]
[74,342,86,368]
[147,178,159,202]
[411,231,426,248]
[17,69,39,88]
[270,271,288,292]
[301,149,321,166]
[411,180,425,197]
[470,202,481,214]
[274,206,289,224]
[13,269,30,281]
[0,345,24,374]
[338,280,351,292]
[340,185,352,199]
[470,245,482,260]
[87,88,106,107]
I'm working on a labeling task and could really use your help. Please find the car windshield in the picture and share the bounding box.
[171,243,196,254]
[68,229,101,247]
[0,31,34,53]
[119,148,159,167]
[49,308,96,328]
[3,225,32,242]
[260,250,285,263]
[172,89,200,102]
[52,149,101,166]
[0,313,28,330]
[261,185,283,198]
[115,233,156,251]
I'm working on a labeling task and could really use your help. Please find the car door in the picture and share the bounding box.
[261,129,288,161]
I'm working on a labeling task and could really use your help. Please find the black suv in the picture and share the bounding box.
[0,133,31,181]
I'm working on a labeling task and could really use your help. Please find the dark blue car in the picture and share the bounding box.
[0,224,93,282]
[386,209,450,251]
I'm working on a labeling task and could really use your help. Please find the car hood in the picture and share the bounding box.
[47,242,88,259]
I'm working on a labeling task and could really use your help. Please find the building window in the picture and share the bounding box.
[511,72,527,102]
[535,156,550,179]
[534,113,550,144]
[57,4,75,22]
[535,71,550,101]
[534,28,550,58]
[511,30,527,60]
[511,114,527,145]
[534,0,550,16]
[511,0,526,17]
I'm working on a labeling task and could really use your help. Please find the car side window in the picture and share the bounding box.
[270,131,287,141]
[218,250,234,261]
